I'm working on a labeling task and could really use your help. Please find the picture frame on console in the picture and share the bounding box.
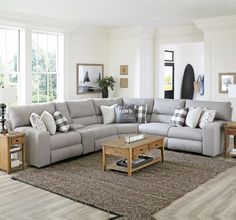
[219,73,236,93]
[76,63,104,94]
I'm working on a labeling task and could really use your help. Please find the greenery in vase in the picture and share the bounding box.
[97,76,116,90]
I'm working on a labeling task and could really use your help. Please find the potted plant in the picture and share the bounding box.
[97,76,116,98]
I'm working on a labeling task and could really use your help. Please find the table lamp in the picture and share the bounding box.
[0,87,17,133]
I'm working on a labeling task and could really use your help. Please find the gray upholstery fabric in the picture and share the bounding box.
[92,98,123,115]
[150,114,172,124]
[54,102,72,123]
[202,121,225,157]
[116,123,139,135]
[72,116,99,126]
[123,98,154,114]
[50,131,82,150]
[15,126,51,167]
[67,99,96,118]
[168,126,202,141]
[51,144,83,163]
[85,124,118,139]
[76,128,95,154]
[185,100,231,121]
[139,123,171,136]
[95,135,118,151]
[8,103,55,128]
[152,98,186,115]
[69,123,84,130]
[167,138,202,154]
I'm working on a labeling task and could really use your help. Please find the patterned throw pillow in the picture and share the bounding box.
[54,111,69,132]
[30,113,47,131]
[198,108,216,128]
[134,105,148,123]
[170,106,188,127]
[115,105,137,123]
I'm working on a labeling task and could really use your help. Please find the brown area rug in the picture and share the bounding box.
[13,151,235,220]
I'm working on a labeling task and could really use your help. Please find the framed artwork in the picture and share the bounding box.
[120,65,128,75]
[76,63,104,94]
[120,78,128,88]
[219,73,236,93]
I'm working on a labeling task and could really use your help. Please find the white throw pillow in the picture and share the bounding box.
[198,108,216,128]
[41,111,56,135]
[30,113,47,131]
[100,104,117,124]
[185,107,202,128]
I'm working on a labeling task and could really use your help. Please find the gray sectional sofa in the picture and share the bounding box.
[8,98,232,168]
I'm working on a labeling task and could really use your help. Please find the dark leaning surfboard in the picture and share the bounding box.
[181,64,195,99]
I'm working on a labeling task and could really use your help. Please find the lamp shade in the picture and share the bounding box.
[228,84,236,98]
[0,87,17,103]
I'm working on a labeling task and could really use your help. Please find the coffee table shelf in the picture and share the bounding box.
[102,135,164,176]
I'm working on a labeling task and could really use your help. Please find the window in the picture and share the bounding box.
[164,50,174,99]
[0,28,20,88]
[32,32,59,103]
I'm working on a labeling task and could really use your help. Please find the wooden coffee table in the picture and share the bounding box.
[102,135,164,176]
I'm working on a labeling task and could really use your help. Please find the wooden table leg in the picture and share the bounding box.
[102,146,106,171]
[22,142,25,170]
[234,136,236,149]
[224,130,228,158]
[127,148,132,177]
[161,145,164,162]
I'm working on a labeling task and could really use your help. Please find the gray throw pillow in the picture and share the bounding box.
[41,111,57,135]
[115,105,136,123]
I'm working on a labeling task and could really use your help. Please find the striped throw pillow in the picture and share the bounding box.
[170,106,188,127]
[134,105,148,123]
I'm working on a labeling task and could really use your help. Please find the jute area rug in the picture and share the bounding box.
[13,151,235,220]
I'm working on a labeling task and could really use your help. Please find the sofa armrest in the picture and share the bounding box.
[202,121,225,157]
[15,126,50,168]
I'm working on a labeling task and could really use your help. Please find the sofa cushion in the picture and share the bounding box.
[67,99,95,118]
[85,124,118,139]
[115,105,136,123]
[152,98,186,115]
[8,103,55,128]
[54,102,72,123]
[116,123,139,135]
[41,111,56,135]
[50,131,81,150]
[69,123,84,130]
[168,126,202,141]
[66,99,98,125]
[54,111,70,133]
[185,100,231,121]
[30,113,47,131]
[93,98,123,115]
[150,114,172,124]
[139,123,171,136]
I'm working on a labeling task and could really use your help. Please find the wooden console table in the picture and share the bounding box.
[224,122,236,158]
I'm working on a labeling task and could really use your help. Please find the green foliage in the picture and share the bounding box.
[97,76,116,90]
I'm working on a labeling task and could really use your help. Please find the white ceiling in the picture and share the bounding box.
[0,0,236,28]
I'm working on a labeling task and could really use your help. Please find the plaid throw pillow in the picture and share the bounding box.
[54,111,69,132]
[170,106,188,127]
[134,105,148,123]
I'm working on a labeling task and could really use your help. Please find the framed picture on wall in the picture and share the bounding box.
[76,64,104,94]
[120,65,128,75]
[219,73,236,93]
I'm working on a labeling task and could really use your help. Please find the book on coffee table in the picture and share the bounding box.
[116,155,153,168]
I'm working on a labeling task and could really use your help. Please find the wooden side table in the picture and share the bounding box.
[224,122,236,158]
[0,132,25,174]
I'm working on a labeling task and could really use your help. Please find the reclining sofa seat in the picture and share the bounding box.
[8,97,231,168]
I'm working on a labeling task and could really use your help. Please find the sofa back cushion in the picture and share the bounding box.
[54,102,72,124]
[151,98,186,123]
[185,100,231,121]
[123,98,154,123]
[66,99,98,125]
[8,103,55,128]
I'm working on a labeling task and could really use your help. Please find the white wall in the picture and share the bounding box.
[68,27,108,100]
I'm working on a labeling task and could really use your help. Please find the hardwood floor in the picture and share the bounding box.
[0,163,236,220]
